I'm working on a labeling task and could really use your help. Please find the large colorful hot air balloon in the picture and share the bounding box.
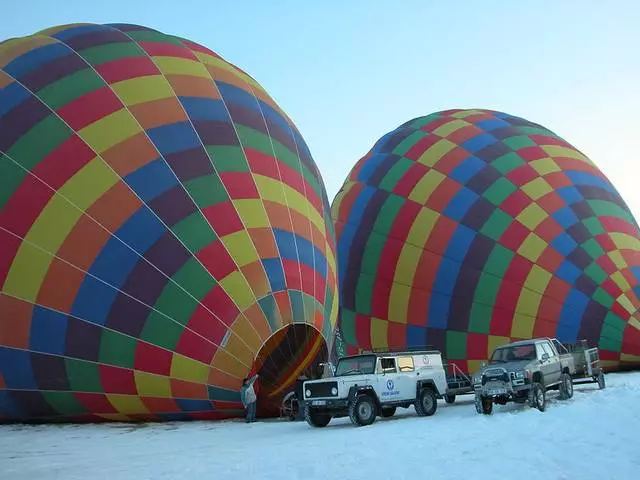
[332,109,640,374]
[0,23,338,422]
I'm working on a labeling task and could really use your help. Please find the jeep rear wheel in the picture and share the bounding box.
[304,405,331,428]
[349,394,376,426]
[597,371,606,389]
[415,388,437,416]
[381,406,396,418]
[559,373,574,400]
[529,382,546,412]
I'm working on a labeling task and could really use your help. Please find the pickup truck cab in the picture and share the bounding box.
[473,337,576,414]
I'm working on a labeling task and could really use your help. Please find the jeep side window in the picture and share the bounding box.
[397,356,414,372]
[380,358,396,373]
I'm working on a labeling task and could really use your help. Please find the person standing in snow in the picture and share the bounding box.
[240,374,259,423]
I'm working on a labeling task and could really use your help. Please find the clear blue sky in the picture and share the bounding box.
[4,0,640,220]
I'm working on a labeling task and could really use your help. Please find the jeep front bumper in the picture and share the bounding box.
[306,398,349,409]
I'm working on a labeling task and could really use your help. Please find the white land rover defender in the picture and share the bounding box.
[302,350,449,427]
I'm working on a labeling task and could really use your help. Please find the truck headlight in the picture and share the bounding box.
[331,387,338,395]
[305,389,311,398]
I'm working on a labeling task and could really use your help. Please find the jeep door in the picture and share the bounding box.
[394,355,418,401]
[377,357,409,402]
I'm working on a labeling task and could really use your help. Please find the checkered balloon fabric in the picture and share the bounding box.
[332,109,640,373]
[0,23,338,422]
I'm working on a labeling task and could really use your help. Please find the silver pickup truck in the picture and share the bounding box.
[473,337,576,414]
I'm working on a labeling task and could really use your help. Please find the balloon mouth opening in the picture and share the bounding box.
[252,323,328,417]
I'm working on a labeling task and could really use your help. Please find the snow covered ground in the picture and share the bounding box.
[1,372,639,480]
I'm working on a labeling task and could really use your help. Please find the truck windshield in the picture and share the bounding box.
[334,355,376,376]
[491,344,536,363]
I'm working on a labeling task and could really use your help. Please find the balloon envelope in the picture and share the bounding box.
[332,109,640,373]
[0,23,338,422]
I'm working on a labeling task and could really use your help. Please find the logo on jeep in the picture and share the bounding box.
[387,379,394,390]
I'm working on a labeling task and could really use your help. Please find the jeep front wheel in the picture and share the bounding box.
[349,394,376,426]
[304,405,332,428]
[381,406,396,418]
[415,388,437,416]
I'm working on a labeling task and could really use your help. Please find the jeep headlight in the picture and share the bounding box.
[514,371,525,379]
[305,389,311,398]
[331,387,338,395]
[473,374,481,384]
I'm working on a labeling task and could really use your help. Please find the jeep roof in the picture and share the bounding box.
[354,349,442,358]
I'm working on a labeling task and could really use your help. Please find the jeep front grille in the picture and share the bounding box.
[306,381,338,398]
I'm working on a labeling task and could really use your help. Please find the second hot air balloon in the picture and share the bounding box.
[332,109,640,374]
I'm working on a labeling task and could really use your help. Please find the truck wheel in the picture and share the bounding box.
[481,396,493,414]
[559,373,574,400]
[349,394,376,426]
[474,395,483,414]
[381,406,396,418]
[304,405,332,428]
[415,388,437,417]
[444,394,456,404]
[529,382,546,412]
[474,395,492,414]
[597,371,606,389]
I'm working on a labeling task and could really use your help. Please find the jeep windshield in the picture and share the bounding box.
[491,344,536,363]
[334,355,376,376]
